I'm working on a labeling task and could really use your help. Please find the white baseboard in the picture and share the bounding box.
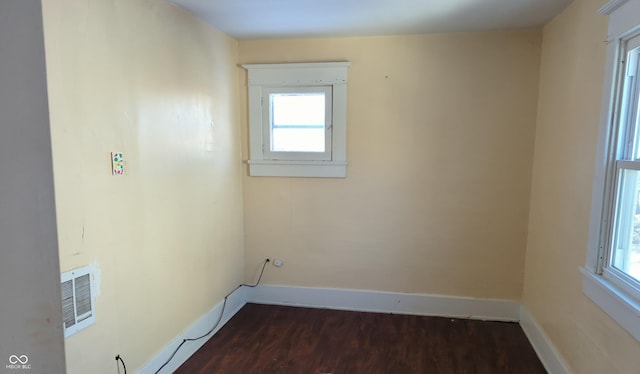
[245,285,520,321]
[519,306,571,374]
[136,287,247,374]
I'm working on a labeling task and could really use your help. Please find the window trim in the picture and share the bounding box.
[583,0,640,343]
[242,62,351,178]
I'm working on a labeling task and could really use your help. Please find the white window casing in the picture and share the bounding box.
[242,62,351,178]
[583,0,640,343]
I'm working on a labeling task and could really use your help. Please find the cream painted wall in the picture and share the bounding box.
[239,31,542,299]
[522,0,640,372]
[42,0,244,372]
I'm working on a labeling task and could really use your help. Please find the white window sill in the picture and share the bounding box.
[580,267,640,342]
[248,160,347,178]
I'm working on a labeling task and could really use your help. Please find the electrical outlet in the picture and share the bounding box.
[273,259,283,267]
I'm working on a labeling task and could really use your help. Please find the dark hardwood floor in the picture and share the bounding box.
[176,303,546,374]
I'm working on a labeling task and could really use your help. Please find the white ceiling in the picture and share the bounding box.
[171,0,573,40]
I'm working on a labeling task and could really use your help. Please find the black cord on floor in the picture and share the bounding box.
[153,259,269,374]
[115,354,127,374]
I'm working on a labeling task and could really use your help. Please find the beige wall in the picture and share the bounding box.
[239,31,542,299]
[42,0,244,372]
[522,0,640,372]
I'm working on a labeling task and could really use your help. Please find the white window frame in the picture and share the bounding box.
[242,62,351,178]
[583,0,640,343]
[263,86,333,161]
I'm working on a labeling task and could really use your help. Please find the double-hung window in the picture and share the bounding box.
[243,62,351,178]
[583,0,640,343]
[605,34,640,289]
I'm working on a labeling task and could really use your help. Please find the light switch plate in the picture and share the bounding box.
[111,152,124,175]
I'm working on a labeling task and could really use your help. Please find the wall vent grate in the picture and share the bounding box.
[61,265,95,338]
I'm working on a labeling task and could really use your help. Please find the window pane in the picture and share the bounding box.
[271,93,325,152]
[625,46,640,160]
[612,168,640,282]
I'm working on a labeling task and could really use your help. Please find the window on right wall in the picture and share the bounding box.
[582,0,640,343]
[606,34,640,288]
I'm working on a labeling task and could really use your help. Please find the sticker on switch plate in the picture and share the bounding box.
[111,152,124,175]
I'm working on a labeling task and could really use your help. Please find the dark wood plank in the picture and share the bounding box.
[175,303,546,374]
